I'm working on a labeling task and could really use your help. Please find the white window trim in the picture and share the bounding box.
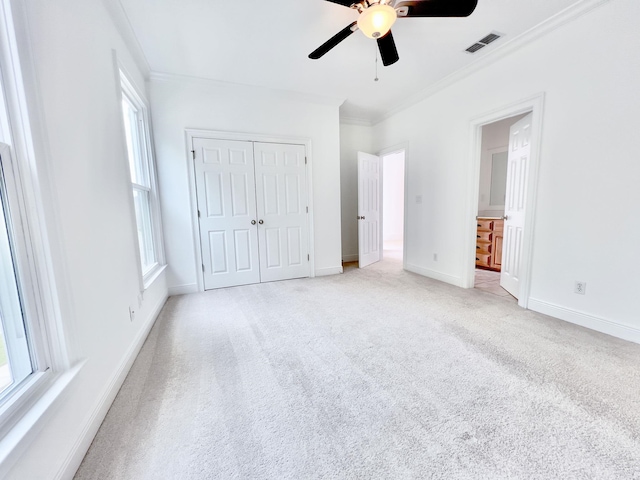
[0,0,79,470]
[117,64,165,290]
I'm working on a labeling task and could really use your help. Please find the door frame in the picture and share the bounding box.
[378,142,409,271]
[462,93,545,308]
[185,129,315,292]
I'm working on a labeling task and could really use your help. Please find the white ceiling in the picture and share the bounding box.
[117,0,583,122]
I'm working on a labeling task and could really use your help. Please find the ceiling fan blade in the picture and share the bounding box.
[309,22,358,59]
[324,0,357,6]
[395,0,478,17]
[377,31,399,66]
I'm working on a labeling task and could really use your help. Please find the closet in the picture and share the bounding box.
[192,138,309,290]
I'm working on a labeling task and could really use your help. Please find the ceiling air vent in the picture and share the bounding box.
[465,31,504,54]
[465,43,485,54]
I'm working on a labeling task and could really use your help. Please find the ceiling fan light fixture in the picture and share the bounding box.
[357,3,397,39]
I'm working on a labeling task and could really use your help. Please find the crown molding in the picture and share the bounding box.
[340,116,373,127]
[149,71,346,108]
[101,0,151,78]
[372,0,612,125]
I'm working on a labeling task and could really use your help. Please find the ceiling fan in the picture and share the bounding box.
[309,0,479,66]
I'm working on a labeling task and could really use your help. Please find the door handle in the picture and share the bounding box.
[357,216,365,220]
[258,219,264,224]
[251,220,256,225]
[502,215,509,221]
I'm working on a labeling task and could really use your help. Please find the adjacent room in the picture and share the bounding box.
[0,0,638,478]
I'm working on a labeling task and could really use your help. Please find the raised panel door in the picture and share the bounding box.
[358,151,381,268]
[253,142,309,283]
[500,114,532,298]
[193,138,260,290]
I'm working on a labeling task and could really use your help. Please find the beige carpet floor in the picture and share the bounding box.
[75,256,640,479]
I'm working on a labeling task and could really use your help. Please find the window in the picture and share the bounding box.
[0,149,33,400]
[0,0,70,450]
[119,72,163,283]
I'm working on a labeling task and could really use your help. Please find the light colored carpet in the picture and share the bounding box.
[75,257,640,479]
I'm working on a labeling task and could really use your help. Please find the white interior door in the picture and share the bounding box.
[358,151,381,268]
[500,113,532,298]
[254,142,309,283]
[193,138,260,290]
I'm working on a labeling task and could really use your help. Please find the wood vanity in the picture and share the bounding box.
[476,217,504,271]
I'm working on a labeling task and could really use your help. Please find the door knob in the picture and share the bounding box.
[361,216,365,220]
[258,219,264,224]
[502,215,509,221]
[251,220,256,225]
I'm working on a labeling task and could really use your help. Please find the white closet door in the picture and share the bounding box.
[253,142,309,283]
[193,138,260,290]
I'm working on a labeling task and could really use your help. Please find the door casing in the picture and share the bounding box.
[186,129,315,292]
[463,93,545,309]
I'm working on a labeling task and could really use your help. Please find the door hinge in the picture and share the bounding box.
[306,206,308,213]
[202,264,205,273]
[197,209,201,218]
[191,150,196,160]
[305,156,307,165]
[307,254,310,261]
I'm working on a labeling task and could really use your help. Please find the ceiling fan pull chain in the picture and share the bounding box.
[374,52,379,82]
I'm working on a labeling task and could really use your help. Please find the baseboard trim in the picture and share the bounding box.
[168,283,198,296]
[315,266,344,276]
[56,293,168,480]
[404,263,463,287]
[528,298,640,345]
[342,254,358,262]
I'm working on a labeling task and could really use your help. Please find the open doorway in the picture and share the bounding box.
[474,113,529,300]
[382,150,405,264]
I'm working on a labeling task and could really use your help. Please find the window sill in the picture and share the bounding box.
[142,263,167,291]
[0,360,86,477]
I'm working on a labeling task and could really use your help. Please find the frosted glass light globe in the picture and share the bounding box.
[357,4,397,39]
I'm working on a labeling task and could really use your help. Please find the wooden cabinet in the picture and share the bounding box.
[476,217,504,271]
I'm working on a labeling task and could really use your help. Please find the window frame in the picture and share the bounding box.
[0,0,72,446]
[118,69,165,289]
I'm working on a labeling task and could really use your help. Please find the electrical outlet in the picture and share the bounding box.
[433,253,438,261]
[574,281,586,295]
[129,306,135,322]
[415,195,423,204]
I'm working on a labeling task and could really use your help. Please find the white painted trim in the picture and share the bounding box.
[5,0,76,374]
[340,116,373,127]
[315,266,343,277]
[150,71,345,108]
[404,263,463,288]
[168,283,198,296]
[372,0,612,125]
[55,293,168,480]
[462,93,545,313]
[185,129,316,291]
[528,298,640,345]
[342,254,359,262]
[100,0,151,77]
[0,362,84,479]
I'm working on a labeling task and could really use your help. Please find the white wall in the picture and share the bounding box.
[150,76,343,291]
[3,0,168,478]
[372,0,640,340]
[382,152,405,243]
[339,123,373,261]
[477,114,526,217]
